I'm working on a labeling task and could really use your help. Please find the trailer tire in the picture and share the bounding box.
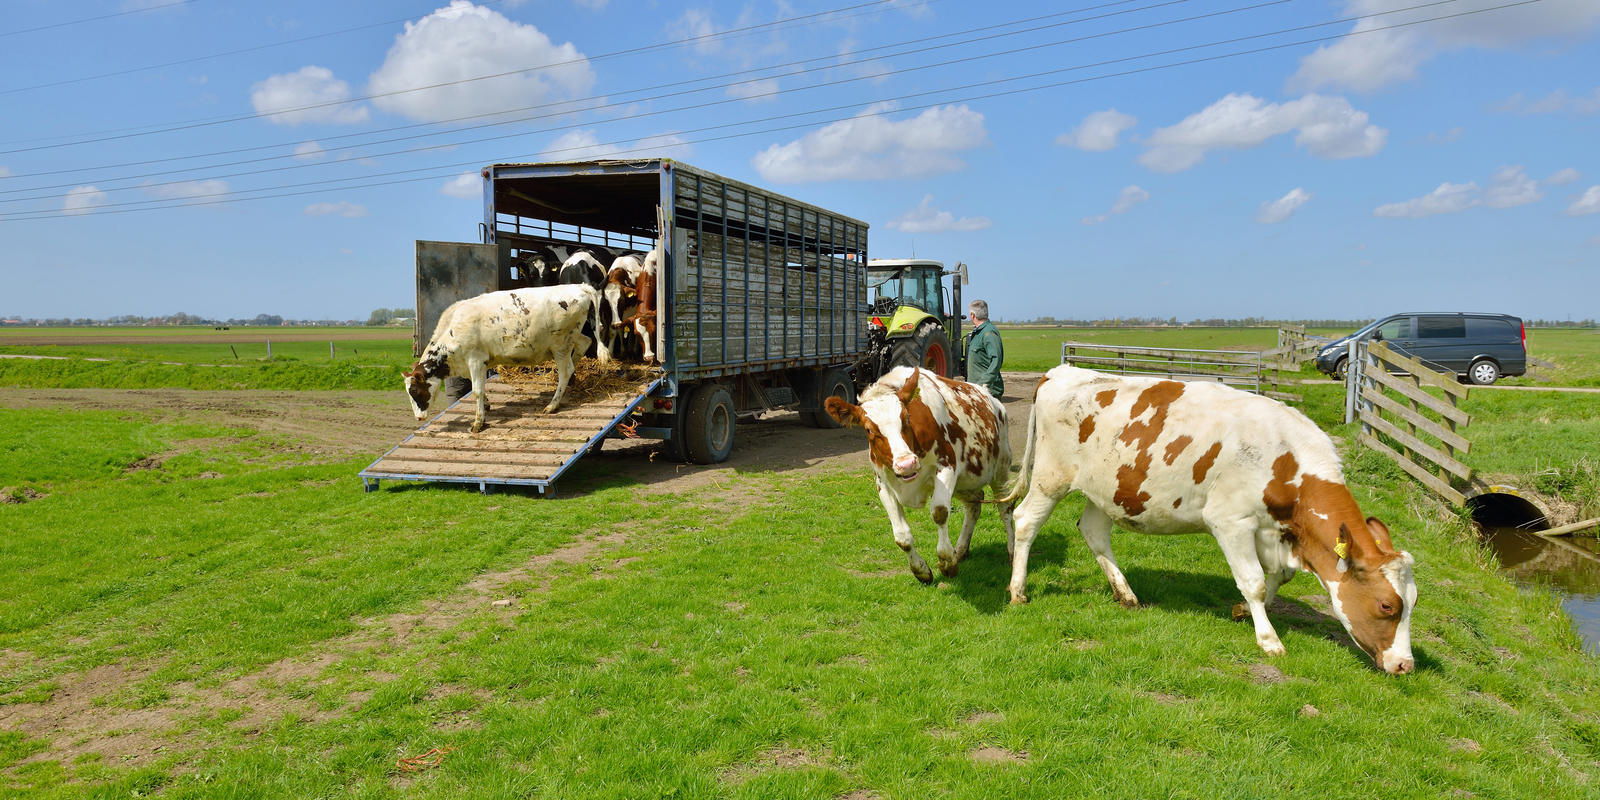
[684,383,735,464]
[890,323,952,378]
[801,367,855,428]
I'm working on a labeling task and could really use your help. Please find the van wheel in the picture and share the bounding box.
[1333,357,1348,382]
[1469,359,1500,386]
[685,383,735,464]
[801,367,856,429]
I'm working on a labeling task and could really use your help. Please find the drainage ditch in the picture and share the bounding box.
[1466,486,1600,653]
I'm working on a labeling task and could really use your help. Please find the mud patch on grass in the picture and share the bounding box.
[968,746,1027,765]
[720,746,830,783]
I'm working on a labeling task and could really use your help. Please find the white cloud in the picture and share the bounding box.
[1057,109,1136,152]
[1082,186,1149,225]
[751,103,987,183]
[1491,89,1600,115]
[439,172,481,199]
[666,9,721,56]
[250,66,369,125]
[1255,188,1314,224]
[294,141,326,161]
[63,186,107,215]
[1374,182,1481,218]
[303,201,369,218]
[1291,0,1600,93]
[0,166,10,179]
[367,1,595,124]
[140,180,230,205]
[1483,166,1542,209]
[1139,93,1385,172]
[885,195,991,233]
[539,129,694,161]
[726,77,780,103]
[1568,186,1600,216]
[1545,168,1582,185]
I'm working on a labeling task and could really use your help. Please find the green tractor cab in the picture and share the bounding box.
[865,259,969,379]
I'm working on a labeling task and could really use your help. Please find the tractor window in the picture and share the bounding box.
[914,271,942,314]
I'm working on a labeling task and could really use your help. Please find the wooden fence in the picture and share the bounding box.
[1061,342,1301,402]
[1350,340,1473,505]
[1268,325,1332,365]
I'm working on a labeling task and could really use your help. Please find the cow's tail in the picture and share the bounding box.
[997,393,1039,506]
[587,286,612,365]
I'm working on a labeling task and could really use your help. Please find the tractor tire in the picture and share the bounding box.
[684,383,736,464]
[801,367,856,429]
[890,323,953,378]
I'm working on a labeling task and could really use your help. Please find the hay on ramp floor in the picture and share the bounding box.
[497,361,661,408]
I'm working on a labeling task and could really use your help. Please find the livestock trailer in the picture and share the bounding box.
[361,159,871,493]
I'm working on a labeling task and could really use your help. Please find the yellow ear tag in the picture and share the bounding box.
[1334,541,1349,574]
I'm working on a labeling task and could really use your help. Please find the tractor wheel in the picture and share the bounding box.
[890,323,953,378]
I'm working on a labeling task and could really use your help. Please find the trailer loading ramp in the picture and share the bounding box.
[360,374,663,495]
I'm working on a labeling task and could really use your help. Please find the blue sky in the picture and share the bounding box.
[1,0,1596,321]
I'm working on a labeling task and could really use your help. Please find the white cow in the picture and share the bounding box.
[404,285,610,432]
[1003,366,1417,674]
[825,367,1016,582]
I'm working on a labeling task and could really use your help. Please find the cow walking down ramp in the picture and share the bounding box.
[1004,366,1417,674]
[826,367,1015,583]
[404,284,611,433]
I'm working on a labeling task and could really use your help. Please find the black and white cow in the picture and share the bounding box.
[404,285,610,432]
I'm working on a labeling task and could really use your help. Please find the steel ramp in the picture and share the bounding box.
[360,374,663,495]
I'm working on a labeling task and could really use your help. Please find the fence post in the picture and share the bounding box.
[1344,338,1358,424]
[267,339,271,359]
[330,341,336,360]
[1359,345,1374,440]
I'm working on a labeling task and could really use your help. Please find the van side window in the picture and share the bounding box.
[1377,318,1411,340]
[1418,316,1467,339]
[1466,317,1515,341]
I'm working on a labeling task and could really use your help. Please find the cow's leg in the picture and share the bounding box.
[468,358,491,433]
[547,347,576,414]
[990,472,1017,558]
[930,468,961,577]
[955,492,982,563]
[1078,502,1139,609]
[877,480,932,584]
[1209,519,1286,656]
[1007,490,1062,605]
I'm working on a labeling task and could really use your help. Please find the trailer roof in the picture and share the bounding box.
[487,159,871,230]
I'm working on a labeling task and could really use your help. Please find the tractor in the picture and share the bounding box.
[864,259,970,380]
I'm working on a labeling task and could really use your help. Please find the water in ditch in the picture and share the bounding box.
[1479,526,1600,654]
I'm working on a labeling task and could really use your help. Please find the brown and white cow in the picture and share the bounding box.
[601,249,660,362]
[404,284,610,432]
[1002,366,1417,673]
[826,367,1016,583]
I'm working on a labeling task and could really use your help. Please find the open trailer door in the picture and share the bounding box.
[414,240,502,357]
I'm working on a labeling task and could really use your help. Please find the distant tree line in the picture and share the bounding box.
[0,312,370,326]
[1526,319,1598,328]
[1000,316,1377,328]
[366,308,418,326]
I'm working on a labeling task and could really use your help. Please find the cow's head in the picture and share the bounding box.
[825,367,937,482]
[403,361,445,421]
[1295,494,1417,674]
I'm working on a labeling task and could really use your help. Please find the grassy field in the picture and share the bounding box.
[3,387,1600,797]
[0,358,405,392]
[0,326,414,366]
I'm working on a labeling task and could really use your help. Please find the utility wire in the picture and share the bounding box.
[0,0,1535,221]
[0,0,932,144]
[0,0,200,39]
[0,0,1195,183]
[1,0,1310,200]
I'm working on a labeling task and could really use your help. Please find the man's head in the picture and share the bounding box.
[968,299,989,324]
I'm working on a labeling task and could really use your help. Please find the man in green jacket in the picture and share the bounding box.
[965,299,1005,398]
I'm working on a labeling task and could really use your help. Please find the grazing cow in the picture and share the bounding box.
[1002,366,1417,674]
[404,285,611,432]
[825,367,1015,582]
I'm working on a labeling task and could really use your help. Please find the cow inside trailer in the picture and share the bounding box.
[382,159,872,491]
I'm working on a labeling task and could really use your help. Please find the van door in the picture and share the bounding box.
[1370,316,1415,368]
[1409,315,1470,373]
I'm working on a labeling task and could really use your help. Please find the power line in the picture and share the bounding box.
[1,0,1536,221]
[0,0,933,146]
[1,0,1310,201]
[0,0,200,39]
[0,0,1193,184]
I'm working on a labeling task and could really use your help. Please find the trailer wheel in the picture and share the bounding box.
[890,323,953,378]
[685,383,735,464]
[801,367,855,429]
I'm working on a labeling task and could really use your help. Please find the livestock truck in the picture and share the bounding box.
[361,159,968,494]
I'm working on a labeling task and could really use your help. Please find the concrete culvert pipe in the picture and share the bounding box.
[1464,485,1552,531]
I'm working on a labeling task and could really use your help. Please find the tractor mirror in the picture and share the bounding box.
[956,262,969,286]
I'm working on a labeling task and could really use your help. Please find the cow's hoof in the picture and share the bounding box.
[955,546,970,562]
[1009,593,1029,605]
[1259,640,1287,657]
[543,403,559,414]
[1231,602,1249,622]
[938,560,959,578]
[470,421,487,434]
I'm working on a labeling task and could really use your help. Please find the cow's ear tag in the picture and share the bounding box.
[1334,541,1349,574]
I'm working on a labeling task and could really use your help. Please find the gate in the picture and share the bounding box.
[1346,340,1473,505]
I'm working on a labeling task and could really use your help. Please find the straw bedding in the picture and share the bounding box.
[497,360,661,408]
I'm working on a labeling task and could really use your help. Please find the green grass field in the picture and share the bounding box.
[0,326,414,366]
[3,385,1599,797]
